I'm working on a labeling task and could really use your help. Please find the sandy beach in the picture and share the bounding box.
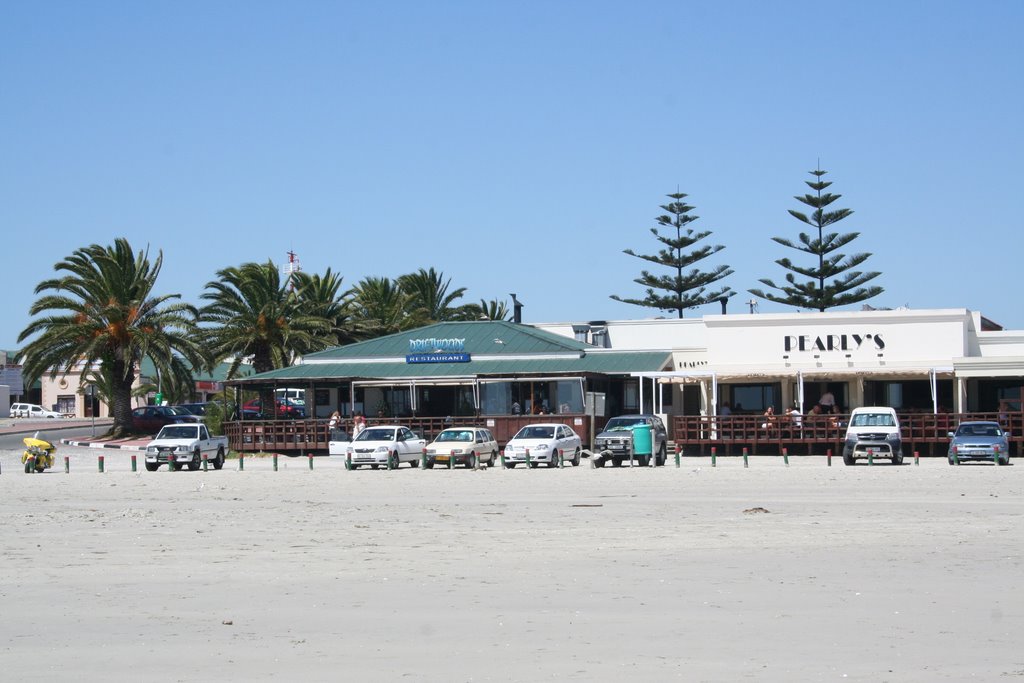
[1,448,1021,682]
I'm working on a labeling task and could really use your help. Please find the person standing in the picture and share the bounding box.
[819,389,836,413]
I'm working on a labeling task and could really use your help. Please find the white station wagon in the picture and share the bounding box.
[10,403,63,419]
[424,427,499,469]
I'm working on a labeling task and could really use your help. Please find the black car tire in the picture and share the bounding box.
[466,453,477,469]
[188,451,201,471]
[213,449,225,470]
[612,456,623,468]
[505,462,516,469]
[145,462,159,472]
[892,452,904,466]
[572,448,581,467]
[843,452,855,466]
[657,443,667,466]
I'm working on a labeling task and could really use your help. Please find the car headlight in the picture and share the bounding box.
[146,447,157,454]
[886,433,901,441]
[374,445,390,453]
[533,443,550,450]
[177,445,192,452]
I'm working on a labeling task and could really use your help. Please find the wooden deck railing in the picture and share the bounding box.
[670,412,1024,456]
[224,414,604,453]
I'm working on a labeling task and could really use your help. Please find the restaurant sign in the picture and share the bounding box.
[407,337,470,364]
[407,352,471,364]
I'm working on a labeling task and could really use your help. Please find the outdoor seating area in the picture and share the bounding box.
[671,411,1024,457]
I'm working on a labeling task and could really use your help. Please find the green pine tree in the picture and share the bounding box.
[611,192,733,318]
[750,167,882,311]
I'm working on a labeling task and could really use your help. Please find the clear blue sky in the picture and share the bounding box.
[4,1,1023,350]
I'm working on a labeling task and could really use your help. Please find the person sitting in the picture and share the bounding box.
[761,406,776,434]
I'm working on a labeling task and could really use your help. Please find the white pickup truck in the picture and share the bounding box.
[145,423,228,471]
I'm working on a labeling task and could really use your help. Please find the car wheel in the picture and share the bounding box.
[213,449,225,470]
[388,453,399,470]
[843,452,855,466]
[637,454,650,467]
[892,452,903,466]
[466,453,477,469]
[529,461,540,469]
[188,451,201,471]
[145,462,159,472]
[424,458,434,469]
[947,455,956,465]
[370,464,380,470]
[490,451,498,466]
[998,456,1009,466]
[572,448,581,467]
[505,462,516,469]
[657,443,667,466]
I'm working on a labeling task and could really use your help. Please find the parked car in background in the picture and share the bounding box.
[242,398,304,419]
[174,402,210,417]
[131,405,201,434]
[592,414,668,467]
[424,427,499,469]
[503,423,582,468]
[947,421,1010,465]
[344,425,426,469]
[10,403,63,419]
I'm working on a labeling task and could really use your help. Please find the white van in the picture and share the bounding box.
[10,403,63,419]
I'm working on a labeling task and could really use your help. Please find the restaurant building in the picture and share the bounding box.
[225,320,673,452]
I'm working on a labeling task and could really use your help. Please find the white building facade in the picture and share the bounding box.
[536,308,1024,418]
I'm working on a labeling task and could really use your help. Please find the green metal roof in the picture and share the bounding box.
[235,351,671,383]
[139,358,251,383]
[304,320,593,360]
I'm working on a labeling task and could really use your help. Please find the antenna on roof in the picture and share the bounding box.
[281,250,301,290]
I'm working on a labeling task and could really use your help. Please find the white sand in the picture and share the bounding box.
[1,449,1022,682]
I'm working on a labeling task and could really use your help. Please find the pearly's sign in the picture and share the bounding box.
[784,333,886,353]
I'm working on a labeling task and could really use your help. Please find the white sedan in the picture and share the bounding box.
[344,425,426,469]
[503,423,582,468]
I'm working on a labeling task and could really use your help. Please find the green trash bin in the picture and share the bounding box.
[632,424,653,456]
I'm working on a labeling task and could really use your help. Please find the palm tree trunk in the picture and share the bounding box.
[109,358,136,437]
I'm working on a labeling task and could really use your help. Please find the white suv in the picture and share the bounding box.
[10,403,63,419]
[842,407,903,465]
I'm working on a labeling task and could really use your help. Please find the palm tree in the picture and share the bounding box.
[398,267,468,325]
[17,239,204,437]
[200,260,333,376]
[291,268,370,348]
[348,276,414,337]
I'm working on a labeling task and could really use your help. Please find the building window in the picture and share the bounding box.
[624,380,639,412]
[56,395,76,415]
[731,383,780,413]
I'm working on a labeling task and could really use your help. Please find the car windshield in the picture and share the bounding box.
[436,430,474,442]
[956,423,1001,437]
[850,413,896,427]
[605,417,645,430]
[160,426,198,439]
[355,428,395,442]
[514,426,555,439]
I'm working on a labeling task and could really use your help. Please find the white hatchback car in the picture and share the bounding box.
[503,423,582,468]
[10,403,63,419]
[425,427,499,469]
